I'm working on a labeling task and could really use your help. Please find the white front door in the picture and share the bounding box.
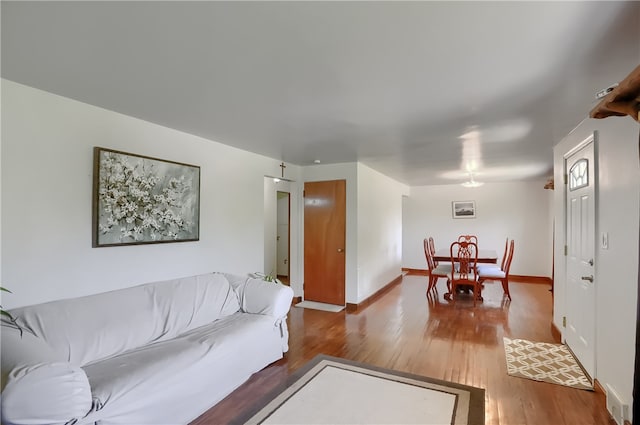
[564,135,596,378]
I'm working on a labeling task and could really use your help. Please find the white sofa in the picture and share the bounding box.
[1,272,294,425]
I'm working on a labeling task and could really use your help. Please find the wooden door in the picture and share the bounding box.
[304,180,346,305]
[565,136,596,378]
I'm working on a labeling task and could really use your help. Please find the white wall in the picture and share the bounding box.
[0,82,409,309]
[1,80,290,308]
[0,78,3,287]
[548,183,556,282]
[403,181,553,277]
[553,116,639,417]
[356,163,409,303]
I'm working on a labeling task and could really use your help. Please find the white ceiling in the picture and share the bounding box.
[2,1,639,186]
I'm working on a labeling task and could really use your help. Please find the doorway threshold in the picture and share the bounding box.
[295,301,345,313]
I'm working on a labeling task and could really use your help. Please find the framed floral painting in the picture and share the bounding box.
[92,147,200,247]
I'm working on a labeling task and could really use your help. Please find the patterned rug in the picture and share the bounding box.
[503,337,593,390]
[234,355,485,424]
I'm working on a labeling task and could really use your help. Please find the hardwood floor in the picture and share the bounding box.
[191,273,615,425]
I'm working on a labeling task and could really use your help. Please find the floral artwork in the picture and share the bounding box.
[93,147,200,247]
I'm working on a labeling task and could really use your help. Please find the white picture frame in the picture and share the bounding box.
[452,200,476,219]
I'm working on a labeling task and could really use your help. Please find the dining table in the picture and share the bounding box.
[433,248,498,264]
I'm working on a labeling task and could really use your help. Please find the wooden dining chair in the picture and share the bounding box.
[478,237,508,274]
[431,236,460,271]
[424,238,451,293]
[447,241,481,306]
[428,237,437,265]
[458,234,478,244]
[458,235,479,270]
[478,239,515,300]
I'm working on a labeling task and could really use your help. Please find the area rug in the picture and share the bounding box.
[234,355,485,425]
[294,300,345,312]
[503,337,592,390]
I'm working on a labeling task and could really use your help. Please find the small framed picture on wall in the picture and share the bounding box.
[452,200,476,219]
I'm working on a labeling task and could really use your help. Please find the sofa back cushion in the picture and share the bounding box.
[9,273,239,366]
[148,273,240,341]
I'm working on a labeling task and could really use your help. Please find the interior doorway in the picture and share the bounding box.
[276,191,290,285]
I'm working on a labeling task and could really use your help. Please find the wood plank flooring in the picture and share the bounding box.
[191,273,615,425]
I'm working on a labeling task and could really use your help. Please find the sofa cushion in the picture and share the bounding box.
[478,269,506,279]
[9,273,240,366]
[146,273,240,341]
[80,312,284,425]
[234,277,294,317]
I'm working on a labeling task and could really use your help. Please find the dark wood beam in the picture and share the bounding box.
[590,64,640,122]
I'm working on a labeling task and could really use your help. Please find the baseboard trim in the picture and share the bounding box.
[551,321,562,343]
[593,380,629,425]
[510,275,552,284]
[401,267,428,276]
[346,274,403,313]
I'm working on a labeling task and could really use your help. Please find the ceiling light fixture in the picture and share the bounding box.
[461,180,484,188]
[461,173,484,188]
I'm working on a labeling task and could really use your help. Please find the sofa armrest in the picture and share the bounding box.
[1,326,92,425]
[2,363,92,425]
[235,278,294,318]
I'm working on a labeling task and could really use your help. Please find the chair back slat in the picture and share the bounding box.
[500,237,509,271]
[428,237,437,265]
[458,234,478,245]
[504,240,515,276]
[448,241,480,306]
[423,238,434,271]
[450,241,478,280]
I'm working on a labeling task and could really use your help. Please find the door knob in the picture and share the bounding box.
[337,248,344,253]
[581,275,594,282]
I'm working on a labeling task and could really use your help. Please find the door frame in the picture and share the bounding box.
[263,177,300,294]
[562,131,598,378]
